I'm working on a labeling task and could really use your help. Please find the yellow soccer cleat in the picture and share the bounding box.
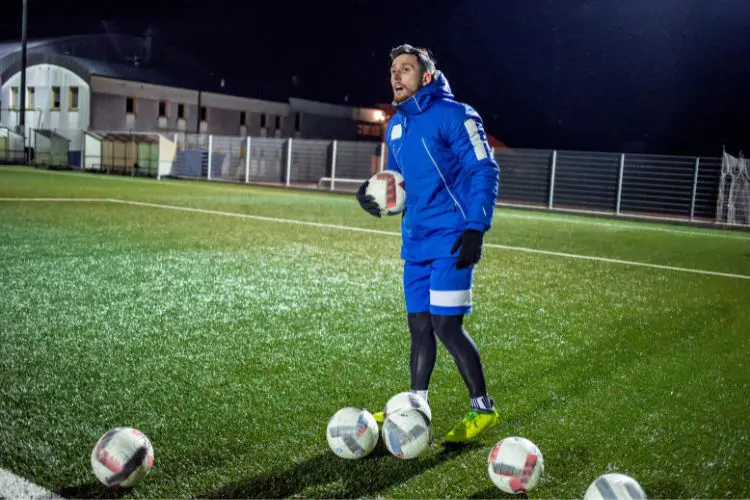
[373,411,384,424]
[442,409,500,444]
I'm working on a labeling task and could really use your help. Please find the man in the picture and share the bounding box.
[356,44,500,443]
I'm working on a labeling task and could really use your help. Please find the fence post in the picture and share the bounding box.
[548,150,557,209]
[330,140,338,191]
[81,131,86,172]
[245,136,251,184]
[379,141,385,172]
[615,153,625,215]
[207,134,213,180]
[131,135,135,177]
[286,138,292,187]
[690,157,700,221]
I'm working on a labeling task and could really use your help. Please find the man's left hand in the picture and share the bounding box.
[450,229,484,269]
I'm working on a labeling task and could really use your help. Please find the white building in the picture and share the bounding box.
[0,33,386,166]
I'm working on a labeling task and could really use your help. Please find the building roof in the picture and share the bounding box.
[0,33,216,90]
[0,33,384,116]
[34,129,70,141]
[0,34,307,105]
[65,56,188,88]
[0,39,57,59]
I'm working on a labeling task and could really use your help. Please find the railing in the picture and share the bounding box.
[494,148,723,222]
[4,128,738,226]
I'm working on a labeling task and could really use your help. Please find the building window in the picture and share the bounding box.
[126,97,135,114]
[69,87,79,110]
[27,87,35,109]
[200,106,207,122]
[240,111,246,126]
[294,112,301,131]
[158,100,167,118]
[51,86,61,110]
[260,113,267,128]
[10,87,19,109]
[274,115,281,130]
[177,103,185,119]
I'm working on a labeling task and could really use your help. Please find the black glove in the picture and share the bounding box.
[450,229,484,269]
[356,181,381,217]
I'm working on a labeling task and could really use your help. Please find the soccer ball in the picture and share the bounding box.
[383,391,432,423]
[382,408,432,459]
[584,473,647,499]
[91,427,154,488]
[326,407,379,459]
[365,170,406,215]
[487,436,544,494]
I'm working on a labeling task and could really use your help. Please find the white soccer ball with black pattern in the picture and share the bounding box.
[584,473,647,500]
[383,391,432,424]
[382,408,432,459]
[91,427,154,488]
[365,170,406,215]
[487,436,544,494]
[326,407,379,459]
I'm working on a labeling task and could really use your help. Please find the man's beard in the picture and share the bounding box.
[393,92,408,103]
[393,86,418,103]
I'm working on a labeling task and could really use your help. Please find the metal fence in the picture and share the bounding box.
[0,127,25,164]
[165,134,730,224]
[1,126,84,168]
[170,133,381,189]
[495,148,723,222]
[2,128,739,226]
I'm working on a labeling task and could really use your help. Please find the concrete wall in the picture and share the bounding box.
[0,63,89,150]
[1,68,387,159]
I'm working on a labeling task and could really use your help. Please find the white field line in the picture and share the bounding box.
[0,197,111,202]
[4,164,748,240]
[482,243,750,280]
[1,197,749,281]
[497,210,750,241]
[107,198,401,237]
[0,468,62,499]
[3,166,748,239]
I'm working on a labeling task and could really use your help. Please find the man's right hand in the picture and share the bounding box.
[356,181,381,217]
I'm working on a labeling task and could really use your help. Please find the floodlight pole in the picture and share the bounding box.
[20,0,28,161]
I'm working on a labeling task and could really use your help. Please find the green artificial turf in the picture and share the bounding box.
[1,166,749,498]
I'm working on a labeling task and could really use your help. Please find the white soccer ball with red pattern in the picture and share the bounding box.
[487,436,544,494]
[584,473,647,499]
[365,170,406,215]
[326,407,379,459]
[91,427,154,488]
[382,408,432,459]
[383,391,432,423]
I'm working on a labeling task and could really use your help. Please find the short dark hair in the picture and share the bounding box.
[390,44,437,75]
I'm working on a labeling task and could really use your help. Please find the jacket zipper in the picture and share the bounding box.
[420,137,467,221]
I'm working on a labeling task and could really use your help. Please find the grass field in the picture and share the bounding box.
[1,165,749,499]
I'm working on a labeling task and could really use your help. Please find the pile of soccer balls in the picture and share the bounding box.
[327,394,647,498]
[327,392,432,461]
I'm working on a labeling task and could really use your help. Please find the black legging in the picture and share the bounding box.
[408,312,488,398]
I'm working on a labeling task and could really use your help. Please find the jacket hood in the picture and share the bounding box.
[393,70,454,116]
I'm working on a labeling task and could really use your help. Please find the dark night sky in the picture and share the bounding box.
[2,0,749,156]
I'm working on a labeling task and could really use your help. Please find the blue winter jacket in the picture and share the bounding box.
[386,71,500,262]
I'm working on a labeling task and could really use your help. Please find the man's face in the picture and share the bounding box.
[390,54,432,103]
